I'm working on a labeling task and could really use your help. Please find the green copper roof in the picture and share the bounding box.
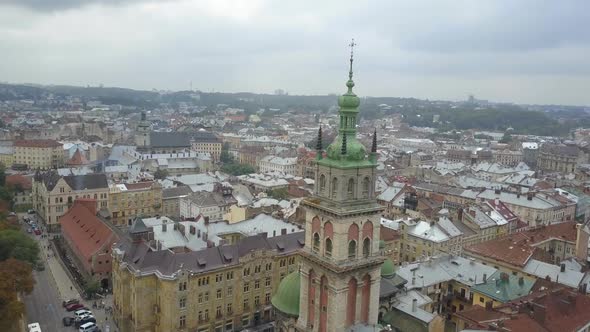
[271,271,300,316]
[471,271,534,303]
[381,258,396,278]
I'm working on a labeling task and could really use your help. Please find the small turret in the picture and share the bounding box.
[316,126,323,160]
[341,132,347,155]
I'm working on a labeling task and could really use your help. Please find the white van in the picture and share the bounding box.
[74,309,92,319]
[79,322,97,332]
[28,322,42,332]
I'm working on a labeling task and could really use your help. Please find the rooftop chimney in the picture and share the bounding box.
[560,263,566,272]
[412,276,416,285]
[412,299,417,312]
[483,273,487,283]
[518,277,524,286]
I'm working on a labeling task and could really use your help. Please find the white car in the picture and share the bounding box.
[74,309,92,319]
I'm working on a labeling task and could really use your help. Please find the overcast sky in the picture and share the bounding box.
[0,0,589,105]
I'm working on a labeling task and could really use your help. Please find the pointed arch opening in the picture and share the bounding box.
[363,237,371,258]
[348,240,357,259]
[331,177,338,198]
[325,238,333,257]
[347,178,355,199]
[313,233,320,252]
[362,176,370,198]
[361,274,371,323]
[319,174,326,194]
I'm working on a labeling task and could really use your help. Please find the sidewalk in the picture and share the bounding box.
[39,237,80,301]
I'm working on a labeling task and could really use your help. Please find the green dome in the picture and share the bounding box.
[381,258,396,278]
[338,84,360,108]
[379,240,386,249]
[271,271,300,316]
[326,135,367,161]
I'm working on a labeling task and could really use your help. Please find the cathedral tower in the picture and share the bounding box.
[135,111,150,150]
[295,41,384,332]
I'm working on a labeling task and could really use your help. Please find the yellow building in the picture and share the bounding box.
[112,230,302,332]
[14,139,64,169]
[191,132,222,162]
[0,143,14,167]
[109,181,163,226]
[32,172,109,231]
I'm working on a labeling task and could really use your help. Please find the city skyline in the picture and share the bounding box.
[1,0,589,105]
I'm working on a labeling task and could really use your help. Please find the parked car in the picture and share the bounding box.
[27,209,35,214]
[63,299,79,307]
[78,322,98,332]
[34,229,41,236]
[75,316,96,328]
[66,302,85,311]
[26,228,32,233]
[74,309,92,319]
[63,316,75,326]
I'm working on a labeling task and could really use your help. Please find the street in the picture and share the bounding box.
[21,213,116,332]
[24,269,70,332]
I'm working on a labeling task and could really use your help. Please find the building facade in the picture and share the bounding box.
[14,139,64,169]
[537,144,579,173]
[32,171,109,231]
[108,181,163,226]
[191,131,222,162]
[258,156,298,175]
[112,230,302,332]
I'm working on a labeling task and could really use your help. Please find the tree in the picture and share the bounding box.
[499,132,513,144]
[220,143,234,163]
[0,165,5,187]
[266,188,289,200]
[0,229,40,265]
[84,278,101,296]
[153,168,169,180]
[221,163,255,176]
[0,258,35,332]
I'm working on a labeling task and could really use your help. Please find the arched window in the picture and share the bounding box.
[347,178,354,199]
[319,174,326,193]
[313,233,320,252]
[363,238,371,258]
[331,177,338,198]
[362,177,370,198]
[348,240,357,259]
[325,238,333,257]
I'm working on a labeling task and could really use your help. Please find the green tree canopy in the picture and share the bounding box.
[221,163,255,176]
[0,229,40,265]
[153,168,169,180]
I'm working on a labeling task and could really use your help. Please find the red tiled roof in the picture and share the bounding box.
[66,149,89,166]
[59,199,117,262]
[465,222,579,267]
[5,174,32,190]
[14,139,62,148]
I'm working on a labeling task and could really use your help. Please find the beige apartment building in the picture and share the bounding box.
[32,171,109,231]
[15,139,64,169]
[191,131,222,162]
[112,229,301,332]
[108,181,163,226]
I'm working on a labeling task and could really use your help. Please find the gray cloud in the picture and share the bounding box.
[0,0,159,11]
[0,0,588,105]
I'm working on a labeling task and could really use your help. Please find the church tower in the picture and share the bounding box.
[135,111,150,151]
[296,41,384,332]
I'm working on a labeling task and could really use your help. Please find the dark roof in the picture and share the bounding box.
[162,186,193,199]
[150,132,190,148]
[129,217,149,234]
[541,144,579,157]
[190,131,221,143]
[63,173,108,191]
[15,139,61,148]
[119,231,305,276]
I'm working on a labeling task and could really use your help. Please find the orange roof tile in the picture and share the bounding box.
[59,200,117,262]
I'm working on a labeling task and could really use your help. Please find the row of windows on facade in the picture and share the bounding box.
[179,292,272,313]
[312,233,372,259]
[311,218,374,259]
[52,192,107,202]
[179,312,266,331]
[318,175,371,199]
[176,257,296,291]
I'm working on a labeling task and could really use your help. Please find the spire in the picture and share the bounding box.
[316,126,323,151]
[346,38,356,94]
[371,128,377,153]
[341,133,347,155]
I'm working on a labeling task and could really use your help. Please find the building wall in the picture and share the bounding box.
[0,153,14,167]
[192,141,222,162]
[32,178,109,231]
[109,184,163,226]
[113,247,299,332]
[15,145,64,169]
[163,197,183,219]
